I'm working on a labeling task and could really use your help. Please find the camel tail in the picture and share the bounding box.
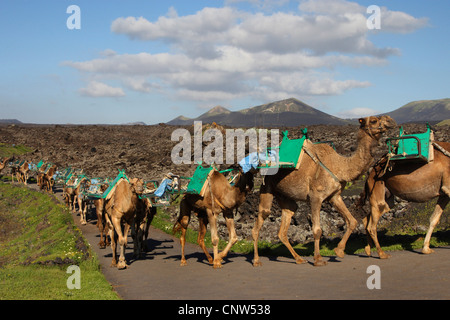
[172,220,183,235]
[172,213,189,235]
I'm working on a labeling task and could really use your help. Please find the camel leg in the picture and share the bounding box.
[362,216,376,256]
[276,199,306,265]
[218,211,238,261]
[143,207,156,252]
[76,194,86,225]
[310,196,327,266]
[111,214,129,269]
[72,195,78,213]
[329,194,358,258]
[197,214,213,264]
[132,217,145,259]
[106,215,117,267]
[422,195,449,254]
[96,202,107,249]
[206,209,222,269]
[177,200,191,266]
[252,191,273,267]
[365,201,391,259]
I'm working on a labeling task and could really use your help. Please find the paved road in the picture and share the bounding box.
[69,203,449,301]
[32,184,450,300]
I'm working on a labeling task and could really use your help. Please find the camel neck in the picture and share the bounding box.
[342,129,376,181]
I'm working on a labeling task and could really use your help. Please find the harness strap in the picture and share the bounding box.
[433,142,450,158]
[303,146,340,183]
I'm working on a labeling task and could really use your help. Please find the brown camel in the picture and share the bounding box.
[354,141,450,259]
[251,115,397,267]
[0,157,10,174]
[36,163,48,187]
[173,168,254,268]
[64,176,87,224]
[132,197,157,258]
[39,164,57,192]
[104,177,150,269]
[14,161,30,185]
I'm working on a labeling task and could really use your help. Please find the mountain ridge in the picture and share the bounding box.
[381,98,450,124]
[167,97,450,127]
[167,98,350,127]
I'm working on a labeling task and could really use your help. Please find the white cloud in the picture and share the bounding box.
[78,81,125,97]
[336,107,380,119]
[65,1,428,105]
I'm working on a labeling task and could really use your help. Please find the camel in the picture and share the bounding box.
[173,168,254,268]
[0,157,10,174]
[39,164,57,192]
[63,176,87,224]
[354,141,450,259]
[132,197,157,258]
[104,177,151,269]
[36,163,46,187]
[13,160,30,185]
[251,115,397,267]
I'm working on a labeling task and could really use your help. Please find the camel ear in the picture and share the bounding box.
[359,118,366,127]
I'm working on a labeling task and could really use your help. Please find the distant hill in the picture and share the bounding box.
[437,119,450,126]
[0,119,22,124]
[167,98,350,127]
[123,121,146,125]
[381,98,450,124]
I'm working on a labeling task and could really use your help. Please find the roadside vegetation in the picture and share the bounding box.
[0,182,119,300]
[0,143,32,159]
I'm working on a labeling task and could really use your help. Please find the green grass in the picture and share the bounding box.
[0,182,119,300]
[0,143,32,158]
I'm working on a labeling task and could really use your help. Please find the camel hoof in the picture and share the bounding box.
[334,248,345,258]
[314,259,327,267]
[252,259,262,267]
[295,258,307,265]
[118,262,128,270]
[180,260,188,267]
[422,247,435,255]
[364,246,372,257]
[213,260,223,269]
[379,252,391,259]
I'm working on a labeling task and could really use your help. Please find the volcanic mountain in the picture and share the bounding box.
[381,98,450,124]
[167,98,350,127]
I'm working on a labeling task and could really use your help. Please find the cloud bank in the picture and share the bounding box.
[64,0,428,105]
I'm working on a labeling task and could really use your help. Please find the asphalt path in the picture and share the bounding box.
[30,183,450,301]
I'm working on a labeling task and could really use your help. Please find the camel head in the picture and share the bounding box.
[237,167,255,194]
[129,177,144,194]
[359,115,397,140]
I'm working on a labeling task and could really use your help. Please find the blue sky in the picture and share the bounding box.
[0,0,448,124]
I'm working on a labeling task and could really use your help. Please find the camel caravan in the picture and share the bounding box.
[2,116,449,270]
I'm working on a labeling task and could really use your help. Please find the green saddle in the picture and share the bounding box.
[387,123,433,163]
